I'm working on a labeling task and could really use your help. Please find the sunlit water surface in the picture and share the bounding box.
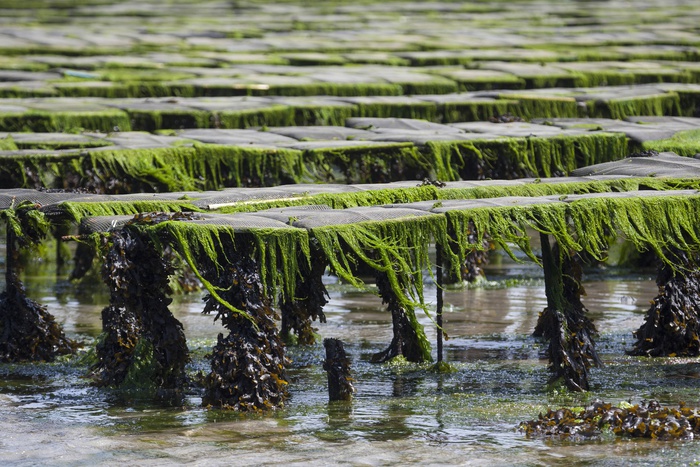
[2,249,700,466]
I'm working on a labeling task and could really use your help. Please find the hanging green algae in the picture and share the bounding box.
[128,109,211,132]
[192,144,308,186]
[86,147,205,192]
[673,88,700,117]
[302,143,432,183]
[522,74,585,90]
[141,219,310,315]
[586,93,682,119]
[438,100,515,123]
[446,194,700,278]
[310,214,454,349]
[0,135,17,150]
[84,145,309,193]
[0,110,132,133]
[423,132,627,181]
[640,129,700,157]
[54,83,166,99]
[504,96,582,119]
[397,80,459,96]
[291,104,356,126]
[215,106,295,129]
[280,244,328,345]
[351,102,439,121]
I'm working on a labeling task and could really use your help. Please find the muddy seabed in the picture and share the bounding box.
[2,249,700,467]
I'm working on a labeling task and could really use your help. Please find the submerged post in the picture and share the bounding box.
[323,338,355,402]
[371,269,432,363]
[0,203,75,362]
[537,233,600,391]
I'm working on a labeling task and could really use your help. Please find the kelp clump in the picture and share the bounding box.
[90,220,189,394]
[0,201,75,361]
[199,238,289,411]
[520,400,700,440]
[630,250,700,357]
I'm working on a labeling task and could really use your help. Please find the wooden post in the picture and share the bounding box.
[538,232,599,392]
[323,338,354,402]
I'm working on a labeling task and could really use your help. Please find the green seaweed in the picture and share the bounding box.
[85,145,308,192]
[423,132,627,181]
[310,215,454,354]
[184,144,307,187]
[446,194,700,278]
[351,101,439,121]
[141,220,310,320]
[128,109,210,132]
[586,93,682,119]
[504,95,582,119]
[59,200,203,224]
[641,129,700,157]
[0,135,18,150]
[215,106,295,129]
[439,100,515,123]
[0,110,131,133]
[302,143,432,183]
[291,104,356,126]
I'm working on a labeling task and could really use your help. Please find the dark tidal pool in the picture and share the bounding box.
[2,249,700,466]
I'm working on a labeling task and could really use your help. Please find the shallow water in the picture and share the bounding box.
[3,248,700,466]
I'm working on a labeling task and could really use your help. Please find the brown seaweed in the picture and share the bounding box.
[90,221,189,394]
[520,400,700,440]
[629,249,700,357]
[199,237,289,411]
